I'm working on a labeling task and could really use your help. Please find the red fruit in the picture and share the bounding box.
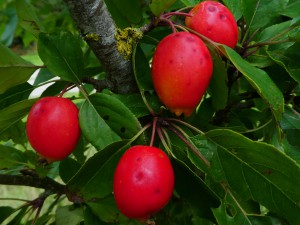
[185,1,238,48]
[26,96,80,162]
[151,32,213,117]
[113,145,174,219]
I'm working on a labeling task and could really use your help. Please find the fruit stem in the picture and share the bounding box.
[177,25,222,52]
[157,127,174,157]
[141,90,156,116]
[150,117,158,147]
[167,122,211,167]
[129,123,152,144]
[166,118,205,135]
[159,17,177,33]
[163,12,192,19]
[58,83,77,97]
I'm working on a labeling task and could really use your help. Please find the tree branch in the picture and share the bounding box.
[0,174,66,195]
[63,0,138,94]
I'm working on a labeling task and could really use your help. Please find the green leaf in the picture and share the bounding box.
[280,106,300,129]
[0,43,37,94]
[212,198,251,225]
[208,54,228,110]
[221,46,284,121]
[206,129,300,225]
[55,205,83,225]
[256,21,291,42]
[132,44,153,92]
[79,98,121,150]
[84,206,105,225]
[0,99,36,134]
[87,194,126,223]
[0,82,33,109]
[267,42,300,84]
[38,31,84,83]
[104,0,142,28]
[15,0,43,37]
[59,158,82,183]
[0,207,14,224]
[0,145,26,169]
[180,0,198,7]
[67,141,129,199]
[7,206,29,225]
[241,0,289,33]
[1,6,17,46]
[89,93,142,140]
[282,0,300,18]
[149,0,176,16]
[222,0,242,20]
[171,156,220,221]
[113,93,151,118]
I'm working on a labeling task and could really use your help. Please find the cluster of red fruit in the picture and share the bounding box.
[113,1,238,220]
[152,0,238,117]
[25,0,238,221]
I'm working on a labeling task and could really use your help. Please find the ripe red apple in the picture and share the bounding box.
[151,31,213,117]
[185,1,238,48]
[113,145,174,219]
[26,96,80,162]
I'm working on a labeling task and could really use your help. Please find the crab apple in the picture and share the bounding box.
[185,1,238,48]
[26,96,80,162]
[113,145,174,219]
[151,32,213,117]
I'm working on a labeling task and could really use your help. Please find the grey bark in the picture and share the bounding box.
[63,0,138,94]
[0,174,65,195]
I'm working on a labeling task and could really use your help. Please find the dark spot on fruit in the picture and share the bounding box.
[199,58,203,65]
[136,157,142,162]
[154,188,161,194]
[193,48,197,53]
[207,5,216,12]
[169,60,173,64]
[219,14,227,20]
[135,171,144,181]
[120,127,126,133]
[174,34,180,38]
[186,36,194,42]
[103,115,110,120]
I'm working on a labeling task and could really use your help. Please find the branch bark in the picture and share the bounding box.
[63,0,138,94]
[0,174,66,195]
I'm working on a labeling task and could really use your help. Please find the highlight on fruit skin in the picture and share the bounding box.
[26,96,81,162]
[113,145,175,219]
[185,0,239,49]
[151,31,213,117]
